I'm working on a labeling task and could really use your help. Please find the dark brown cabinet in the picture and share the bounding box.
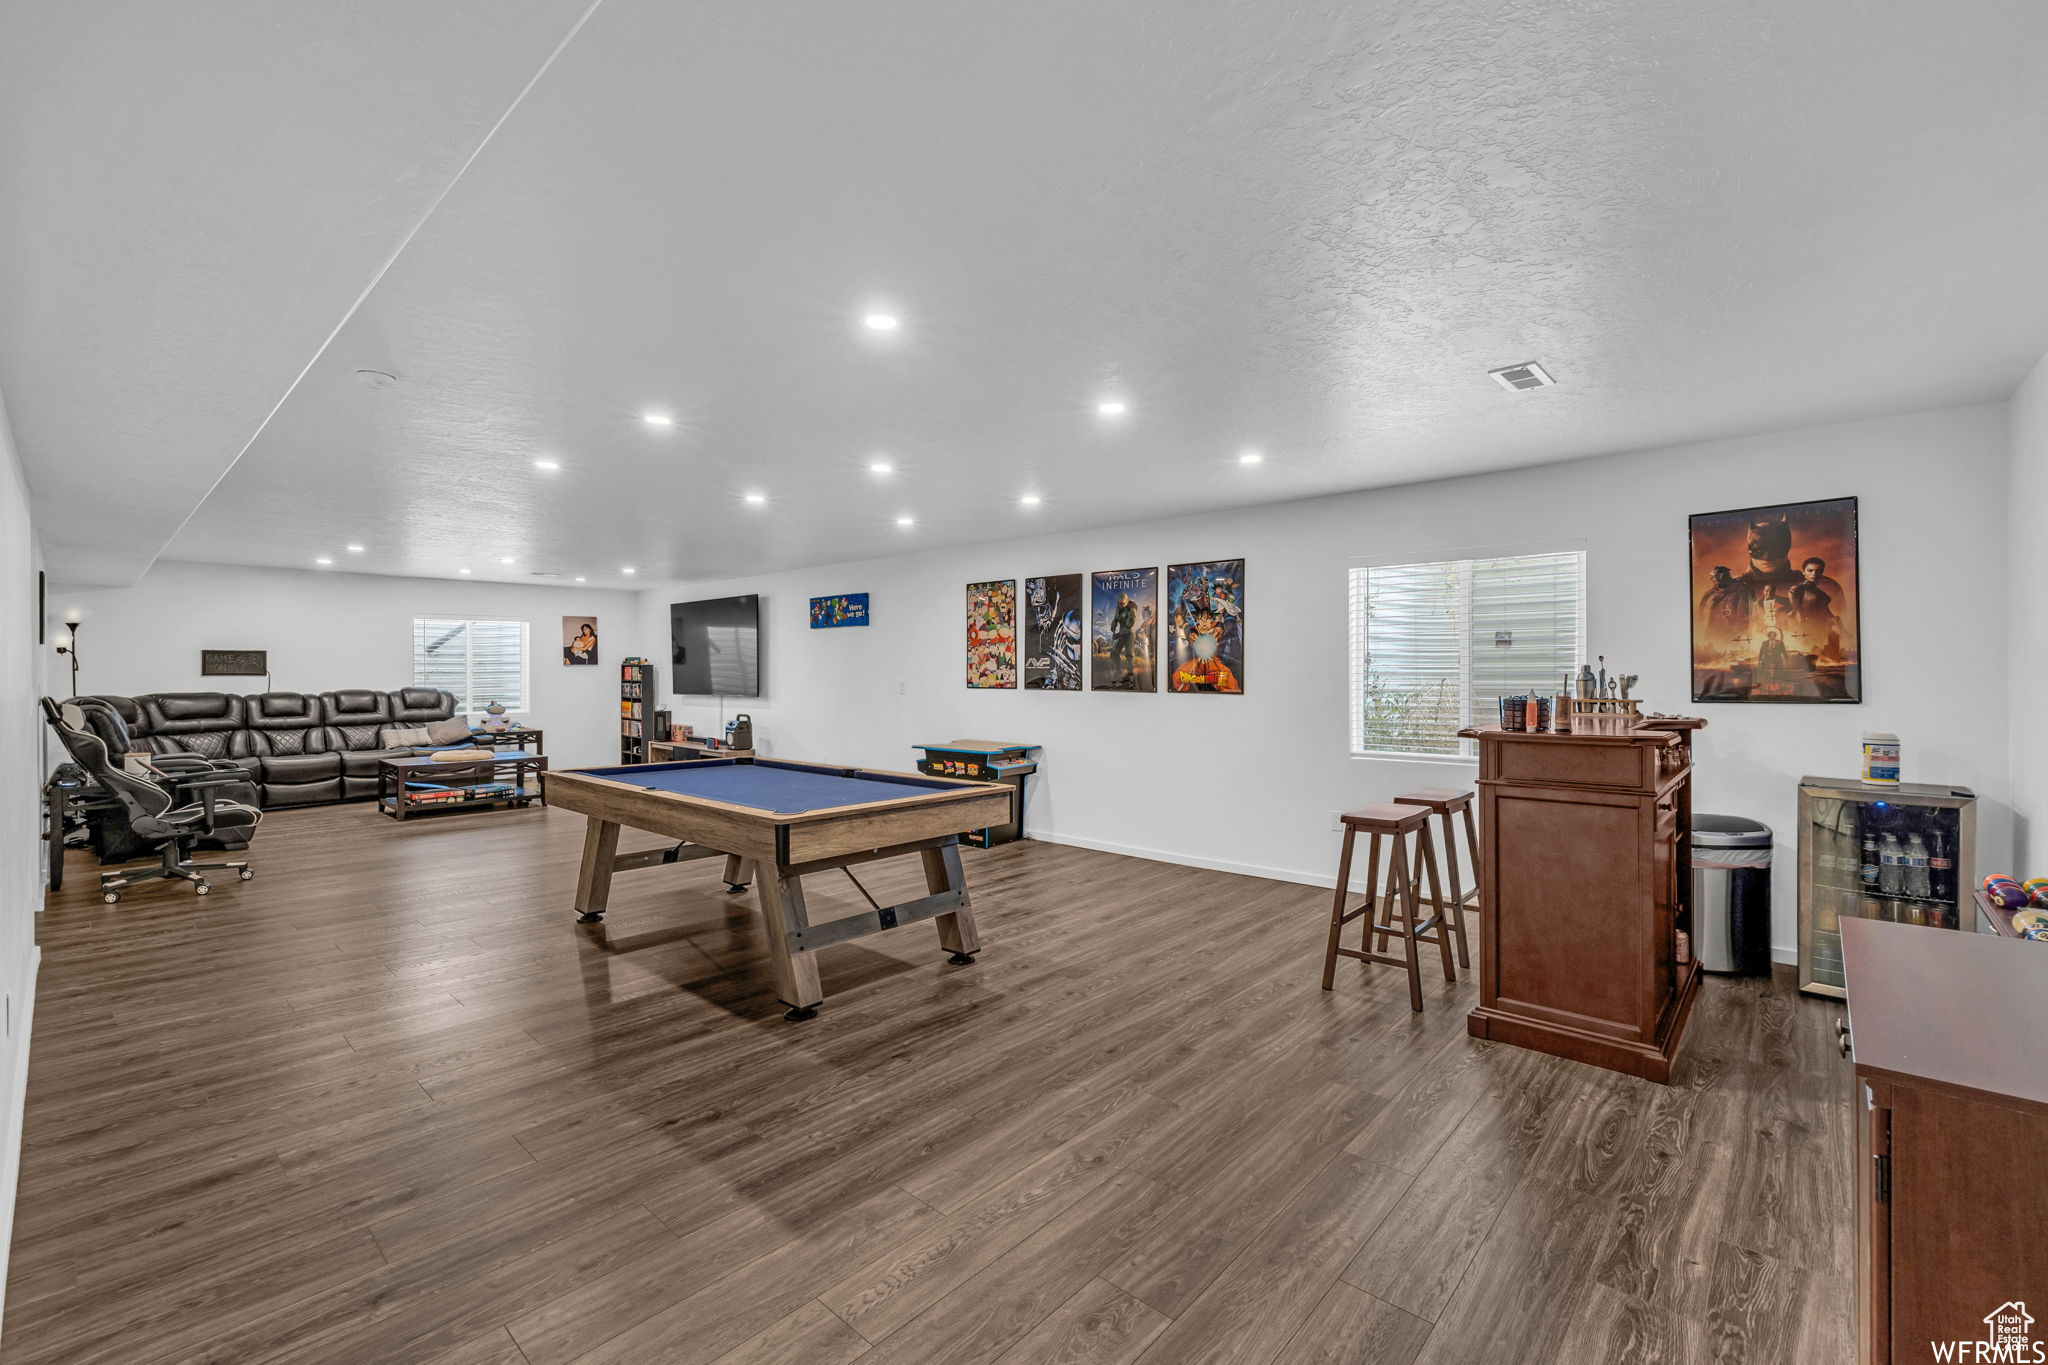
[1460,719,1705,1083]
[1842,918,2048,1364]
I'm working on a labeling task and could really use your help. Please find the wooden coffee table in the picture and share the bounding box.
[376,750,547,821]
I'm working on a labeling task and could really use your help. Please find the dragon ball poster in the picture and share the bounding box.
[1690,496,1859,703]
[1023,574,1083,690]
[1166,559,1244,693]
[965,580,1017,688]
[1090,568,1157,692]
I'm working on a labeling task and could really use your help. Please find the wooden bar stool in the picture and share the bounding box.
[1323,803,1456,1011]
[1390,787,1479,969]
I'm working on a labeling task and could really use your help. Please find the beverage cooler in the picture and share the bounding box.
[1796,776,1976,997]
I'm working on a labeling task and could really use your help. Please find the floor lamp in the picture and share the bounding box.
[54,615,81,696]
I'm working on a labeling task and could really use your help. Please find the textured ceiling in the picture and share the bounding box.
[0,0,593,584]
[12,0,2048,588]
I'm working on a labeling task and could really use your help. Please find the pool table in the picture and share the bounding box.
[541,757,1013,1019]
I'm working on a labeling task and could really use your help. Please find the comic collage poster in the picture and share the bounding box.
[965,580,1017,688]
[1166,560,1244,693]
[1023,574,1083,690]
[1689,496,1860,703]
[1090,568,1158,692]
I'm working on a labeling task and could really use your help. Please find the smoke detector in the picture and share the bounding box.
[353,368,400,390]
[1488,361,1555,392]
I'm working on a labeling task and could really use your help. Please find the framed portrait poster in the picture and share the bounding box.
[562,617,599,666]
[1689,496,1859,703]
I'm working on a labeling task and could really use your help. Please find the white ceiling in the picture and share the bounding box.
[10,1,2048,589]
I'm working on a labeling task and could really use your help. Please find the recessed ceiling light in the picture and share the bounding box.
[574,576,586,582]
[457,568,471,575]
[500,557,516,565]
[314,557,333,566]
[895,515,915,528]
[868,459,894,475]
[622,567,637,575]
[1488,361,1556,392]
[642,411,674,427]
[863,313,900,332]
[1020,494,1043,507]
[346,544,365,552]
[1096,399,1128,417]
[743,492,767,505]
[533,459,561,471]
[1238,451,1264,465]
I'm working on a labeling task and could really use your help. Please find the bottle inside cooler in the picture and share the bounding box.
[1852,801,1961,930]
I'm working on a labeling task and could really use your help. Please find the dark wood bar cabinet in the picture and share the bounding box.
[1459,718,1705,1083]
[1841,918,2048,1364]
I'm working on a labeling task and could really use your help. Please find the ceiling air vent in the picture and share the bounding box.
[527,570,567,579]
[1488,361,1555,393]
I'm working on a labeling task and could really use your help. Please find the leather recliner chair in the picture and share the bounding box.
[235,693,343,806]
[316,689,397,802]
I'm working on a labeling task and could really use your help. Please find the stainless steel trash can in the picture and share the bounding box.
[1692,814,1773,975]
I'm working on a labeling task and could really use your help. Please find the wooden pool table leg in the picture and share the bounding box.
[574,818,620,923]
[757,862,823,1021]
[923,841,981,965]
[721,853,748,894]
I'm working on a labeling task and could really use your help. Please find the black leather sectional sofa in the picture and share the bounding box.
[79,688,467,808]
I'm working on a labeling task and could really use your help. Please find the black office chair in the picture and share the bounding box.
[40,697,260,903]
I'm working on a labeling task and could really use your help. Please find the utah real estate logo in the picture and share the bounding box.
[1931,1302,2040,1363]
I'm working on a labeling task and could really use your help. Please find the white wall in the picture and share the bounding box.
[0,384,43,1326]
[2009,349,2048,871]
[47,562,639,769]
[639,403,2013,961]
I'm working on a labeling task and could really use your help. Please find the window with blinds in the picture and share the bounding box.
[1348,550,1586,758]
[412,617,530,716]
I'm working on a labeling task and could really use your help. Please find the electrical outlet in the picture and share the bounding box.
[898,680,907,696]
[1329,810,1345,832]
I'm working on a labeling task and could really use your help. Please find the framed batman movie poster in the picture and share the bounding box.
[1689,496,1859,703]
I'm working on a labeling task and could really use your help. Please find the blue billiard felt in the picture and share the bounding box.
[576,759,955,815]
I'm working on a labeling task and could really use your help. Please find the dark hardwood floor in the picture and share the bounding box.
[6,802,1855,1364]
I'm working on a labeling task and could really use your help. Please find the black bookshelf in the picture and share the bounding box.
[620,661,655,764]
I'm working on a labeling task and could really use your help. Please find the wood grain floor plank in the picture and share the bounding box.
[986,1277,1169,1365]
[855,1170,1186,1365]
[560,1185,942,1365]
[707,1300,873,1365]
[1268,1281,1433,1365]
[1130,1153,1413,1365]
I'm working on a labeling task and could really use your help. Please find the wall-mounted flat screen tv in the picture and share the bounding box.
[670,594,762,696]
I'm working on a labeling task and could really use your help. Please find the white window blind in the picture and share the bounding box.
[1348,550,1586,758]
[412,617,530,716]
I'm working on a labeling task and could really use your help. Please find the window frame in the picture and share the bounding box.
[411,615,533,717]
[1347,541,1587,763]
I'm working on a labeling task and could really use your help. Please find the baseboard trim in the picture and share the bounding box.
[1028,831,1804,977]
[1030,830,1334,890]
[0,944,41,1340]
